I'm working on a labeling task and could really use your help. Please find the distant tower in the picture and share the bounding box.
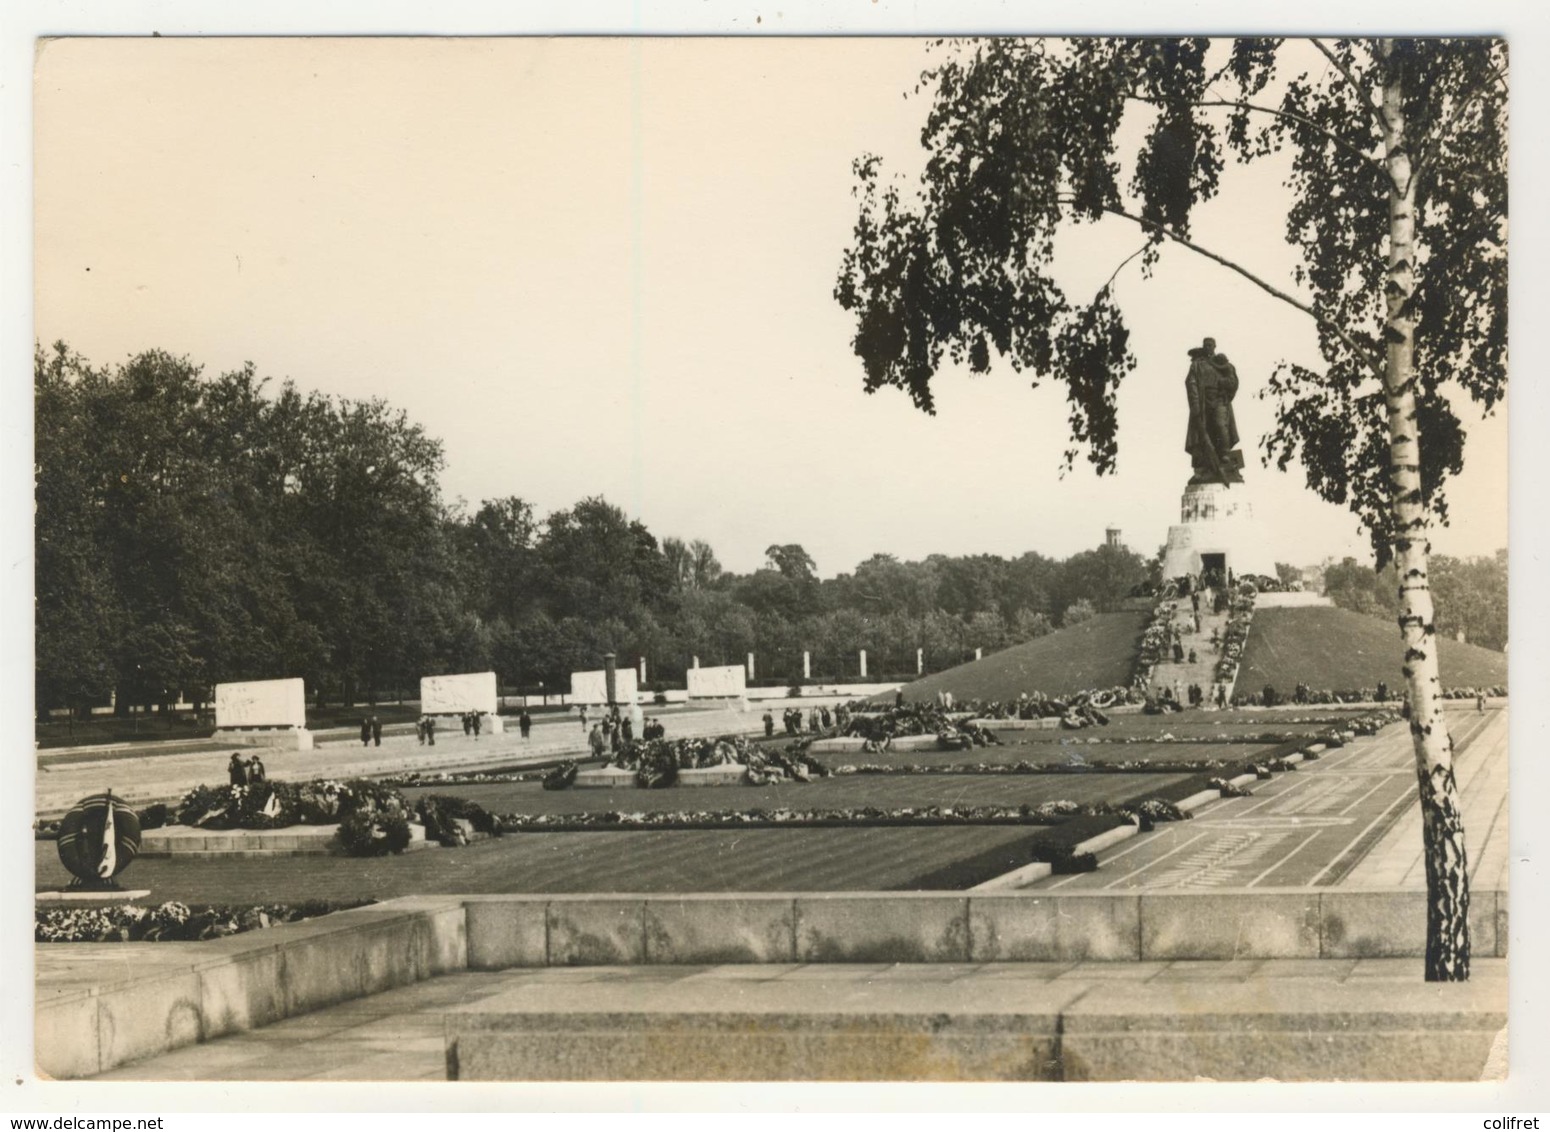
[1105,526,1123,549]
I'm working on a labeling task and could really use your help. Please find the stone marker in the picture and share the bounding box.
[420,671,505,733]
[213,677,313,749]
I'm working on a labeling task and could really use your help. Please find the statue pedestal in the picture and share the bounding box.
[1160,482,1278,582]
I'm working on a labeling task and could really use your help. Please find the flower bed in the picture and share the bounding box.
[1214,588,1257,684]
[1134,599,1179,688]
[175,778,410,832]
[840,704,1002,746]
[35,899,369,944]
[496,796,1189,833]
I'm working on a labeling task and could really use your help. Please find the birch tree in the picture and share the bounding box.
[835,37,1507,980]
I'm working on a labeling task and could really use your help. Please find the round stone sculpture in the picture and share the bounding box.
[56,792,142,886]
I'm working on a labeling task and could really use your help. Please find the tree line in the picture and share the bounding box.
[35,343,1151,716]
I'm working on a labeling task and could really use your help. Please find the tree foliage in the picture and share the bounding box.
[35,343,1168,709]
[835,38,1506,562]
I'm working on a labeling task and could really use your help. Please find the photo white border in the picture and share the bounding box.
[4,0,1546,1117]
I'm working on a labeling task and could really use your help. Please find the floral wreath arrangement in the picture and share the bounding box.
[36,899,367,944]
[496,795,1191,833]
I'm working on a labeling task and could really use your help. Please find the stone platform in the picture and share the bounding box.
[138,821,431,857]
[573,765,748,789]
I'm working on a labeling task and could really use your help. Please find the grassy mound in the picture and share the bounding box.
[884,611,1150,703]
[1235,605,1507,693]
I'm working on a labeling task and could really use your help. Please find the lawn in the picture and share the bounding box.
[36,824,1064,899]
[1234,606,1508,694]
[888,611,1150,702]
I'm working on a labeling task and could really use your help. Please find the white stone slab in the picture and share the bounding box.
[421,671,498,715]
[214,678,306,729]
[687,664,747,699]
[569,668,639,705]
[573,767,639,789]
[676,765,748,787]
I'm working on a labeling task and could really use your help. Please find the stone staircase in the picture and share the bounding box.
[1147,597,1233,708]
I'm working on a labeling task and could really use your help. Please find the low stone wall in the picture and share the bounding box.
[35,896,466,1079]
[460,888,1508,969]
[36,888,1508,1079]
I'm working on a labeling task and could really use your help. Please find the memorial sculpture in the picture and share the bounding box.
[1184,337,1244,486]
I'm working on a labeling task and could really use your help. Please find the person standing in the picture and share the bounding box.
[426,715,436,745]
[247,753,266,783]
[763,710,774,738]
[579,706,588,733]
[519,710,532,740]
[416,717,426,745]
[1477,690,1487,713]
[360,717,371,747]
[589,723,606,760]
[472,712,483,739]
[228,751,248,787]
[371,716,382,747]
[621,715,634,744]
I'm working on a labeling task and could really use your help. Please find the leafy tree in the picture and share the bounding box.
[1052,544,1150,617]
[1061,598,1097,628]
[835,37,1505,979]
[1275,562,1303,588]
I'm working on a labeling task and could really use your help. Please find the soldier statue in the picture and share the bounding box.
[1184,337,1245,485]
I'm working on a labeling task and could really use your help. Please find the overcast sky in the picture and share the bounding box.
[34,36,1509,577]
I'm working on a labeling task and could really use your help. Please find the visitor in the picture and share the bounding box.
[1187,648,1198,665]
[462,712,472,736]
[608,719,621,754]
[621,715,634,744]
[416,717,426,745]
[579,706,588,732]
[896,690,905,708]
[472,712,482,739]
[371,716,382,747]
[247,753,266,783]
[763,710,774,738]
[821,705,833,729]
[1172,639,1185,663]
[1376,681,1388,702]
[360,717,371,747]
[426,715,436,745]
[809,707,821,732]
[1477,690,1486,714]
[519,710,532,740]
[228,751,248,787]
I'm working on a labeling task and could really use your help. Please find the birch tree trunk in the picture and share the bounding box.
[1380,39,1471,982]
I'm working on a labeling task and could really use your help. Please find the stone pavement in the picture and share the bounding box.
[1339,704,1509,891]
[90,957,1507,1082]
[34,701,783,817]
[1147,599,1231,707]
[1034,704,1507,892]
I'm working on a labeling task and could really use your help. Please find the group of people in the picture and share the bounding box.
[458,711,484,738]
[765,704,842,737]
[359,716,382,746]
[226,750,267,786]
[1148,679,1228,714]
[585,707,666,758]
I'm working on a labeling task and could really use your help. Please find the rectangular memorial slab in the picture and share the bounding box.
[686,664,747,699]
[421,671,498,715]
[214,677,306,729]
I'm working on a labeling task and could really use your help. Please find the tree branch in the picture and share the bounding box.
[1102,244,1150,292]
[1075,199,1384,376]
[1310,38,1388,134]
[1126,93,1387,179]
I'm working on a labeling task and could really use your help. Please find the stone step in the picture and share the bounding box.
[444,966,1505,1081]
